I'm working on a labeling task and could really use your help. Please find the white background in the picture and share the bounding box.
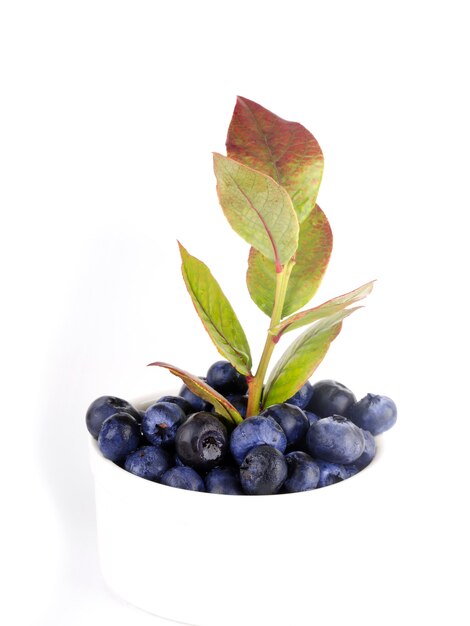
[1,1,469,624]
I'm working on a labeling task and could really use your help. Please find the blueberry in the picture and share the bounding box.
[172,452,187,467]
[205,467,243,495]
[206,360,248,396]
[160,466,205,492]
[124,446,171,481]
[305,411,320,427]
[229,416,287,465]
[306,415,365,464]
[175,412,228,471]
[157,395,194,415]
[240,445,288,495]
[284,451,320,493]
[316,459,349,488]
[142,402,187,448]
[179,383,211,412]
[98,413,141,463]
[261,403,309,448]
[285,382,314,409]
[307,380,356,418]
[225,394,248,418]
[342,464,361,480]
[344,428,376,472]
[347,393,397,435]
[86,395,140,439]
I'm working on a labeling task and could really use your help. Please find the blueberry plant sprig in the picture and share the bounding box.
[150,97,374,422]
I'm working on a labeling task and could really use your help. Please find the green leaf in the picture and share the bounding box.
[271,280,374,338]
[247,206,333,317]
[148,362,243,425]
[262,309,360,408]
[226,96,324,223]
[213,153,299,270]
[179,243,252,376]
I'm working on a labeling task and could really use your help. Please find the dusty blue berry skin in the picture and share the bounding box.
[305,411,320,427]
[286,382,314,409]
[307,380,356,418]
[160,466,205,492]
[230,416,287,465]
[158,395,194,415]
[124,446,171,481]
[347,393,397,435]
[316,460,349,488]
[225,394,248,418]
[306,415,365,464]
[86,395,140,439]
[240,445,288,495]
[206,360,248,396]
[142,402,186,448]
[98,413,141,463]
[175,412,228,472]
[261,403,309,448]
[179,383,211,413]
[205,467,243,495]
[284,451,320,493]
[345,429,376,472]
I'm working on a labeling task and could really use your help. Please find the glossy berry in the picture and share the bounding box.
[175,412,228,471]
[225,394,248,418]
[305,411,320,427]
[307,380,356,418]
[86,395,140,439]
[142,402,187,448]
[240,445,288,495]
[284,451,320,493]
[286,382,314,409]
[179,383,211,413]
[345,428,376,472]
[206,360,248,396]
[160,466,205,492]
[316,460,349,488]
[229,416,287,465]
[157,395,194,415]
[261,403,309,448]
[124,446,171,481]
[205,467,243,495]
[98,413,141,463]
[347,393,397,435]
[306,415,365,464]
[172,452,186,467]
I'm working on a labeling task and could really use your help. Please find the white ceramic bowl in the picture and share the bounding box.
[89,393,384,626]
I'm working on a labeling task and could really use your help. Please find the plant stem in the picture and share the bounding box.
[246,259,295,416]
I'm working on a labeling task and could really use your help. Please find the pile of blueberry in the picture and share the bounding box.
[86,361,397,495]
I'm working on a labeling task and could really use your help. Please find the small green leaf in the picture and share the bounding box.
[179,243,252,376]
[271,280,374,337]
[262,309,360,408]
[226,96,324,223]
[247,206,333,317]
[148,362,243,425]
[213,153,299,270]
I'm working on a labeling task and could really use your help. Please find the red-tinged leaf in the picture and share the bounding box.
[179,243,252,375]
[148,362,243,425]
[227,96,324,224]
[262,309,359,408]
[213,153,299,270]
[271,280,374,338]
[247,206,333,317]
